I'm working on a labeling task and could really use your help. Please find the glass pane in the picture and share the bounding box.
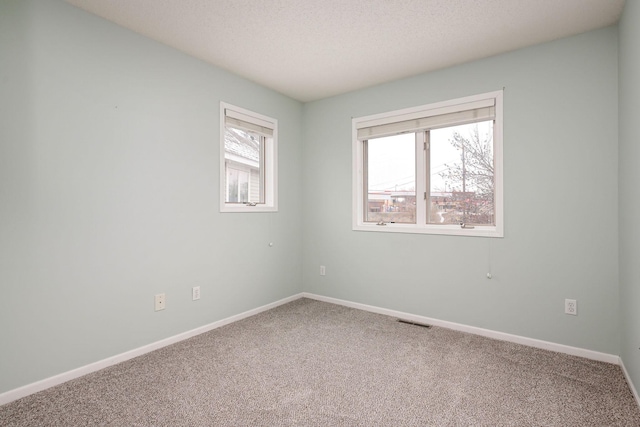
[429,120,494,225]
[224,126,263,203]
[227,168,239,203]
[365,133,416,224]
[238,170,249,203]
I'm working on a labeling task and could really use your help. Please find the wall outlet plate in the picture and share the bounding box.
[320,265,326,276]
[565,299,577,315]
[192,286,200,301]
[155,293,166,311]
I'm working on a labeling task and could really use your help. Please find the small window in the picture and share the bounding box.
[220,103,277,212]
[353,91,503,237]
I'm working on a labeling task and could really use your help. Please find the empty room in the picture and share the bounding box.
[1,0,640,425]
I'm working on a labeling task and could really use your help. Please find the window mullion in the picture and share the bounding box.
[415,132,427,226]
[362,140,369,223]
[425,131,431,225]
[259,136,266,203]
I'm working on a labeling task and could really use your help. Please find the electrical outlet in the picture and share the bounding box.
[565,299,577,315]
[320,265,326,276]
[192,286,200,301]
[155,293,166,311]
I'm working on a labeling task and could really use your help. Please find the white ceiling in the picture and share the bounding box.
[65,0,625,102]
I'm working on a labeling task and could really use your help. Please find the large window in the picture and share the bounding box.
[220,103,277,212]
[353,91,503,237]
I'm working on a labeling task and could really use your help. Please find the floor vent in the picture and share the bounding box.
[397,319,432,329]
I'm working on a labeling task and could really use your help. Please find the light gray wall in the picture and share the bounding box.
[619,0,640,391]
[302,27,620,355]
[0,0,303,394]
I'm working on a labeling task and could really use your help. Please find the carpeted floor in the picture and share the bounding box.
[1,298,639,426]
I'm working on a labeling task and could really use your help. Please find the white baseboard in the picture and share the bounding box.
[620,357,640,408]
[301,292,620,365]
[0,293,303,407]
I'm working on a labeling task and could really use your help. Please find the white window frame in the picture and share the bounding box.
[352,90,503,237]
[220,102,278,213]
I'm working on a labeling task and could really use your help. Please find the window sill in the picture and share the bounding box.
[352,222,503,238]
[220,204,278,213]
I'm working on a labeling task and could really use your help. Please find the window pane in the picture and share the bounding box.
[365,134,416,224]
[224,126,264,204]
[238,170,249,203]
[227,168,239,203]
[429,121,494,225]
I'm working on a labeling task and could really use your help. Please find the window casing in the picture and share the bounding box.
[220,102,277,212]
[353,91,503,237]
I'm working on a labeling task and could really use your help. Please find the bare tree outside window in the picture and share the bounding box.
[433,121,494,225]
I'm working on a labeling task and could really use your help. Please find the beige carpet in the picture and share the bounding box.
[1,298,639,426]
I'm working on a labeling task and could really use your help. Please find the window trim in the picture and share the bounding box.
[352,91,503,237]
[220,102,278,213]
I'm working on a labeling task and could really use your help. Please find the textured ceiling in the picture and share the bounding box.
[65,0,625,102]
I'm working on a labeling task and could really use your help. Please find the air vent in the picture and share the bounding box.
[397,319,432,329]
